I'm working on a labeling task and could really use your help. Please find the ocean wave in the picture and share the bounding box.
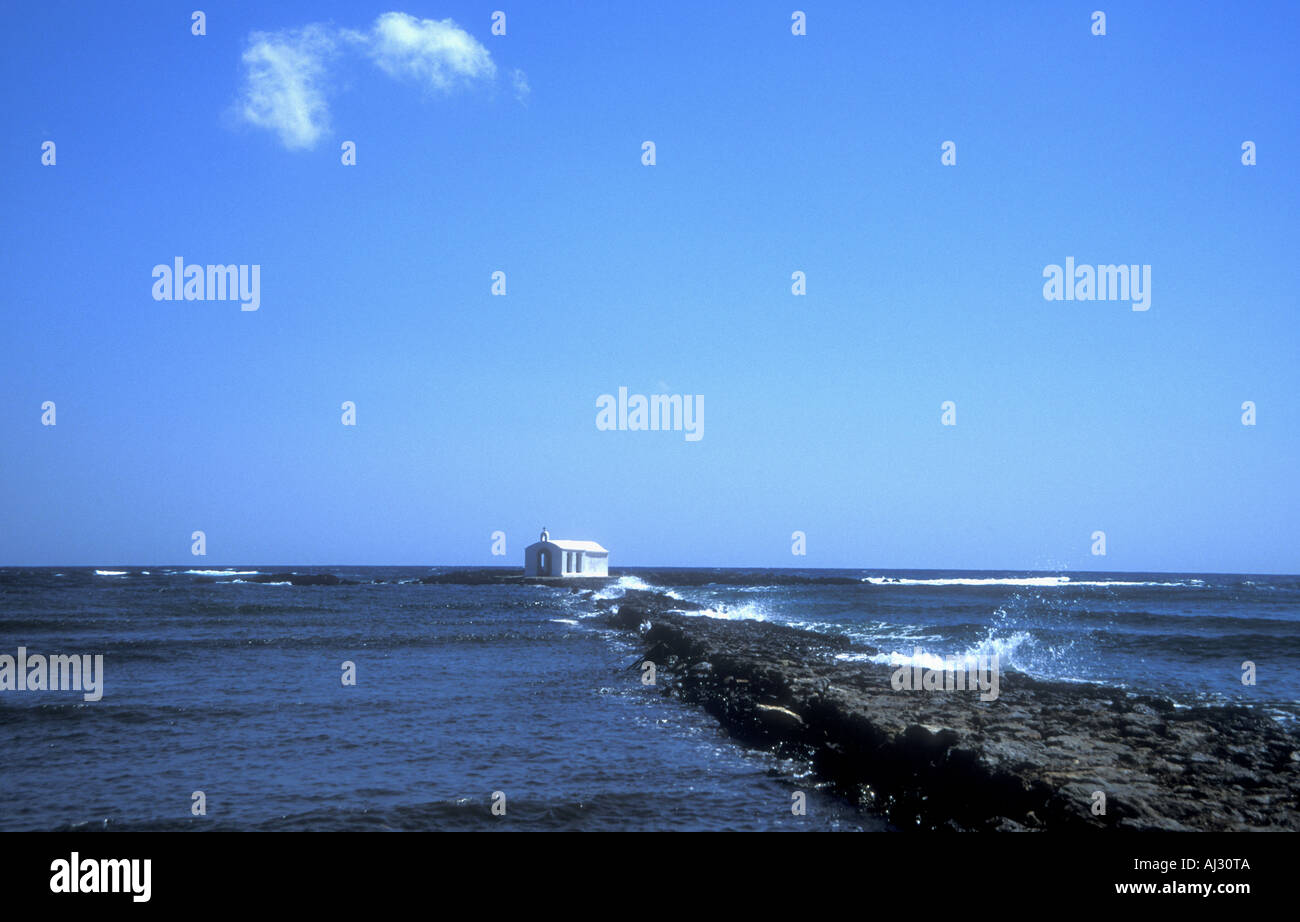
[682,602,770,622]
[184,570,261,576]
[863,575,1197,588]
[626,569,862,587]
[841,632,1034,672]
[592,575,684,602]
[93,570,129,576]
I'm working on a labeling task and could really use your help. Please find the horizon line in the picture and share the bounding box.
[5,563,1298,578]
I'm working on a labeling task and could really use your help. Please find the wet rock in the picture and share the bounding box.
[598,590,1300,831]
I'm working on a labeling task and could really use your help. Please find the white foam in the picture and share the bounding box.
[94,570,128,576]
[184,569,260,576]
[863,576,1193,588]
[550,618,580,625]
[685,602,769,623]
[592,575,684,601]
[845,632,1032,670]
[224,579,291,586]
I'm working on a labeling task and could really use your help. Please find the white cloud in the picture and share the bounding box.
[511,68,530,104]
[366,12,495,91]
[237,13,500,150]
[239,25,336,150]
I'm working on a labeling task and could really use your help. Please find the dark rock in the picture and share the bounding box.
[597,590,1300,831]
[248,572,358,586]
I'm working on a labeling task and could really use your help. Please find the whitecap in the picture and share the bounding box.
[863,575,1196,588]
[683,602,770,623]
[848,632,1033,671]
[592,575,684,601]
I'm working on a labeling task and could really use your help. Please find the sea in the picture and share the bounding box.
[1,566,1296,831]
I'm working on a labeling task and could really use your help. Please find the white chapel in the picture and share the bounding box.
[524,528,609,577]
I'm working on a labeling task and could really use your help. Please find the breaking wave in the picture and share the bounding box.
[841,632,1034,672]
[863,575,1201,588]
[593,575,683,602]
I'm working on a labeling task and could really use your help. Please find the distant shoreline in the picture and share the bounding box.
[4,566,1300,579]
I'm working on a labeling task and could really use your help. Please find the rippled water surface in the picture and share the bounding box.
[2,566,1294,830]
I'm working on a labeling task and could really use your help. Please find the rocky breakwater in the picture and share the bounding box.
[597,590,1300,831]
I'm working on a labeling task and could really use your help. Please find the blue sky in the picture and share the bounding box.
[1,2,1297,572]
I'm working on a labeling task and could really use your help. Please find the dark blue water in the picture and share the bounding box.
[1,566,1296,831]
[0,567,869,831]
[625,569,1300,712]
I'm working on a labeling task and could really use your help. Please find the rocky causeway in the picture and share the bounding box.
[593,589,1300,831]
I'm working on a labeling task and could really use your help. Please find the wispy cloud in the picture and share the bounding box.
[366,12,495,91]
[237,12,502,150]
[239,25,337,150]
[511,68,531,104]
